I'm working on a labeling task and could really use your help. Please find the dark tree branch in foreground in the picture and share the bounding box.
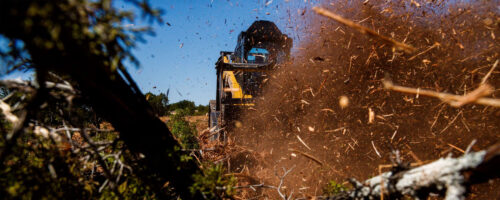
[0,0,202,198]
[324,143,500,200]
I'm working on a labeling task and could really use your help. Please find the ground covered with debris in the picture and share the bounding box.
[199,1,500,199]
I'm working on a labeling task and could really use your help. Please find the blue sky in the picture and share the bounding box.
[129,0,315,105]
[1,0,318,105]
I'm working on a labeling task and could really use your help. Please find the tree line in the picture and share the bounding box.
[145,92,210,116]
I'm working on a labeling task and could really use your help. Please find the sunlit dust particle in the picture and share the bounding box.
[368,108,375,124]
[339,96,349,108]
[235,120,242,128]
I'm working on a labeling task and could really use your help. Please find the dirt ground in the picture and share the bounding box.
[198,1,500,199]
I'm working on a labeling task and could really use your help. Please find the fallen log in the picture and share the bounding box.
[325,143,500,200]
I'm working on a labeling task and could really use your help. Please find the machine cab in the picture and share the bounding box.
[247,48,269,64]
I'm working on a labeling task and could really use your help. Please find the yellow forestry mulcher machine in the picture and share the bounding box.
[208,20,292,140]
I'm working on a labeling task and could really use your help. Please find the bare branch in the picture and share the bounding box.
[408,42,440,61]
[275,165,296,200]
[289,148,324,166]
[232,183,277,190]
[481,59,499,85]
[0,99,20,127]
[0,79,76,94]
[371,141,382,158]
[79,128,116,191]
[313,7,416,53]
[382,79,500,107]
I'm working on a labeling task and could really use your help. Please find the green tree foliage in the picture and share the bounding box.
[169,100,196,115]
[169,100,209,116]
[167,109,199,149]
[194,104,210,116]
[190,164,236,199]
[323,180,347,196]
[145,95,209,116]
[145,92,169,116]
[0,88,161,199]
[0,0,227,198]
[0,102,90,199]
[0,0,204,199]
[0,137,92,199]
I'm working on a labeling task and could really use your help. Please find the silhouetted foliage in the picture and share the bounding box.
[145,92,169,116]
[190,164,236,199]
[167,109,199,149]
[145,94,209,116]
[169,100,196,114]
[194,104,210,116]
[0,0,205,199]
[169,100,209,116]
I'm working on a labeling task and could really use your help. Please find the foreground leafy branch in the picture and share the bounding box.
[0,0,203,198]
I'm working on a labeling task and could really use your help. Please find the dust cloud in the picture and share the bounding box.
[228,0,499,199]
